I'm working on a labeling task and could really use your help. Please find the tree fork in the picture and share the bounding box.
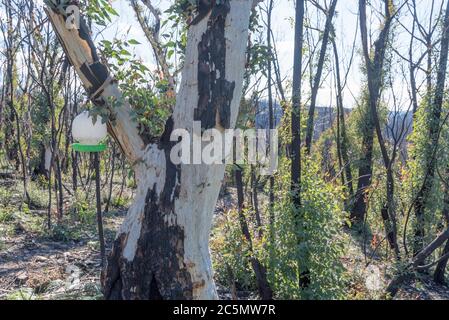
[46,0,256,300]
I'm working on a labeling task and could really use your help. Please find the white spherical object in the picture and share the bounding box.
[72,111,107,145]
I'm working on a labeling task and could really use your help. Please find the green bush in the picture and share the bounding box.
[111,195,130,208]
[268,158,348,300]
[0,209,15,223]
[5,288,36,300]
[0,187,14,206]
[47,224,81,242]
[210,209,256,292]
[70,193,96,225]
[28,187,49,210]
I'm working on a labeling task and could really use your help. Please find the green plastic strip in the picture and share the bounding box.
[72,143,107,153]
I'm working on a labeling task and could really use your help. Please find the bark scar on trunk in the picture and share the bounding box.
[195,0,235,132]
[102,184,192,300]
[159,117,181,211]
[100,0,246,300]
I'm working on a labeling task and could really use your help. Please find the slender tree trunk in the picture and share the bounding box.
[266,0,276,271]
[409,30,419,115]
[291,0,308,291]
[304,0,338,153]
[358,0,399,258]
[251,165,262,238]
[351,115,374,223]
[3,0,19,172]
[94,152,106,267]
[434,166,449,283]
[331,37,354,202]
[235,166,273,300]
[71,101,79,194]
[105,145,116,213]
[413,0,449,255]
[2,0,30,203]
[426,35,433,94]
[55,154,64,218]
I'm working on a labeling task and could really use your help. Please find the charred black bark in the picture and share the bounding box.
[195,1,234,131]
[159,117,181,211]
[190,0,216,26]
[32,143,49,179]
[351,122,374,224]
[102,186,192,300]
[413,0,449,255]
[102,180,192,300]
[102,116,188,300]
[291,0,305,291]
[47,4,109,99]
[235,166,273,300]
[102,3,235,299]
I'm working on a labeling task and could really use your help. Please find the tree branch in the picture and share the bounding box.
[44,6,146,163]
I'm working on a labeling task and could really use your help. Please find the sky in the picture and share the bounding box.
[99,0,362,107]
[29,0,447,110]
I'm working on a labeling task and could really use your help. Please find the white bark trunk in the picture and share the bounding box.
[46,1,253,300]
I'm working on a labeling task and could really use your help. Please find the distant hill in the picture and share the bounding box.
[312,106,413,142]
[255,101,284,129]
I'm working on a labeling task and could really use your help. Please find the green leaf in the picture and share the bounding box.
[128,39,141,45]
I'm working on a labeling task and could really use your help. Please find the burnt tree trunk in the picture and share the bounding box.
[358,0,400,257]
[331,36,354,206]
[235,166,273,300]
[434,166,449,284]
[291,0,305,290]
[351,116,374,224]
[46,0,256,300]
[413,0,449,255]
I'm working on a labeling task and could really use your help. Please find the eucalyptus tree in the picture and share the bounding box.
[413,0,449,256]
[291,0,305,290]
[358,0,400,258]
[44,0,262,300]
[0,0,31,204]
[351,0,395,227]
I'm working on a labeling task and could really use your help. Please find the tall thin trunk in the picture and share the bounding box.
[304,0,338,153]
[94,152,106,267]
[266,0,276,270]
[413,0,449,255]
[55,154,64,218]
[2,0,30,203]
[291,0,307,290]
[358,0,399,258]
[434,166,449,283]
[331,37,354,201]
[251,165,262,238]
[235,166,273,300]
[351,109,374,223]
[105,145,116,213]
[408,9,419,116]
